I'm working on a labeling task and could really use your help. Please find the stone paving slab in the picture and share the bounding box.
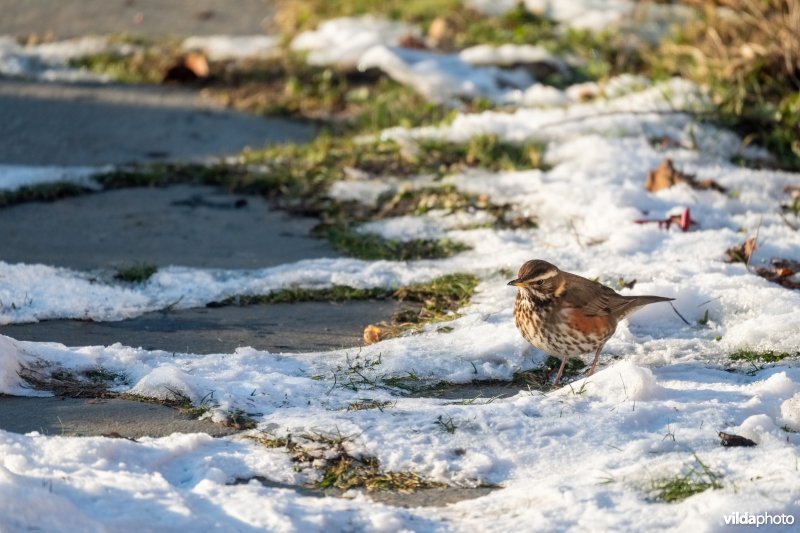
[1,300,397,354]
[0,0,277,39]
[0,395,238,437]
[0,184,332,270]
[0,80,315,166]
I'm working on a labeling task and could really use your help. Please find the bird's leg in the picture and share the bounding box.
[552,355,569,387]
[588,342,606,376]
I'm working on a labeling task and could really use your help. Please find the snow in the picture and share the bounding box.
[459,43,570,75]
[359,45,534,105]
[0,35,111,82]
[292,16,542,105]
[2,10,800,532]
[291,16,420,69]
[0,164,106,191]
[467,0,635,31]
[181,35,281,60]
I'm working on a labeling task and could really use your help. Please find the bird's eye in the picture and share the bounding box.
[536,280,544,286]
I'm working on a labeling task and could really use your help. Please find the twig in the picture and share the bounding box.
[745,217,762,272]
[669,302,691,326]
[568,219,585,249]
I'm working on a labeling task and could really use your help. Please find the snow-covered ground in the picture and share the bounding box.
[2,10,800,533]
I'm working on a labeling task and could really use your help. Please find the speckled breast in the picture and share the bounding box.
[514,294,615,357]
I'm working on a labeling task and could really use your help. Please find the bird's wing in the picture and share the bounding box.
[560,273,635,316]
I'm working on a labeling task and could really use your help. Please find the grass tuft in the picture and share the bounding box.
[649,455,722,503]
[210,286,393,307]
[729,349,796,364]
[113,263,158,283]
[253,429,444,492]
[346,399,395,411]
[324,226,470,261]
[0,182,93,208]
[18,363,125,398]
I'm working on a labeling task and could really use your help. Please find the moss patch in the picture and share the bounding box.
[323,226,470,261]
[648,456,722,503]
[253,430,444,492]
[113,263,158,283]
[210,286,393,307]
[0,182,93,208]
[18,363,126,398]
[729,349,797,364]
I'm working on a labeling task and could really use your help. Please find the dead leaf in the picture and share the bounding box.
[634,207,697,232]
[194,9,215,21]
[785,184,800,198]
[162,52,209,84]
[719,431,757,447]
[398,33,427,49]
[363,325,382,345]
[427,17,450,49]
[646,159,726,193]
[725,237,758,264]
[753,258,800,290]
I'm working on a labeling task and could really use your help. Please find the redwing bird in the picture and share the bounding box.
[508,259,673,386]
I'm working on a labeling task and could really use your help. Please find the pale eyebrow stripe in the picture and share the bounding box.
[530,270,558,281]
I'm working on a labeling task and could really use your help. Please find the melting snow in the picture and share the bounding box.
[1,13,799,532]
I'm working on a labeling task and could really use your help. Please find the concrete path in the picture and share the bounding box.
[0,0,277,39]
[0,81,315,166]
[1,300,398,354]
[0,0,401,443]
[0,184,332,270]
[0,396,237,437]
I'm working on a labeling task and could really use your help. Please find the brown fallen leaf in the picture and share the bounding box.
[719,431,757,447]
[753,258,800,290]
[398,33,427,49]
[427,17,451,49]
[785,184,800,198]
[646,159,727,193]
[724,237,758,265]
[162,52,209,83]
[363,324,382,345]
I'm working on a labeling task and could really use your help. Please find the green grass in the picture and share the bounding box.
[513,356,587,388]
[346,399,395,411]
[70,49,171,84]
[211,286,393,307]
[113,263,158,283]
[324,226,470,261]
[729,349,797,364]
[0,182,93,208]
[208,274,478,345]
[649,456,722,503]
[253,429,444,492]
[18,364,126,398]
[435,415,458,433]
[647,1,800,170]
[394,273,479,323]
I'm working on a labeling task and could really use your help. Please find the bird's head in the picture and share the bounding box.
[507,259,566,301]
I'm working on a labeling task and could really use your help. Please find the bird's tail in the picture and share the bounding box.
[630,295,674,307]
[618,295,674,319]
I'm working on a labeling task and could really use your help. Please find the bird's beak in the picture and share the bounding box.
[507,278,525,287]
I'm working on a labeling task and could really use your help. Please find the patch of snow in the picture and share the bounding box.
[0,35,112,82]
[467,0,635,31]
[291,16,420,69]
[359,45,534,105]
[0,164,107,192]
[2,68,800,531]
[182,35,281,61]
[0,336,34,396]
[459,43,568,73]
[358,210,495,242]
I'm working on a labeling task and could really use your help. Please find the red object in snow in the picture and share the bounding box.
[634,208,696,232]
